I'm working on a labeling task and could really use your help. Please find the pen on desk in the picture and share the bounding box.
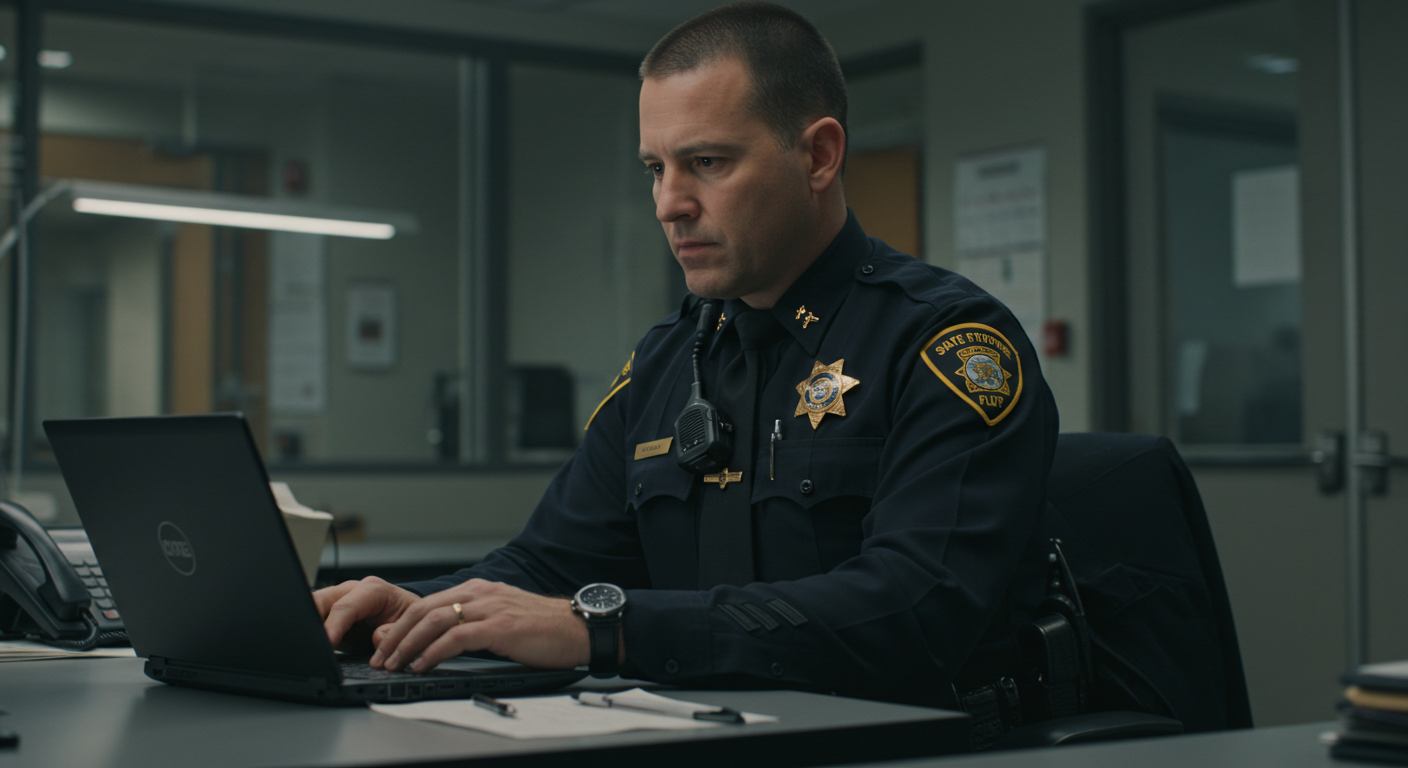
[471,692,517,717]
[575,691,745,724]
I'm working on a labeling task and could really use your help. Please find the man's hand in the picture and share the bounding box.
[315,576,419,656]
[367,579,590,674]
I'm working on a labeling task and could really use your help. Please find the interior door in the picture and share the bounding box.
[1120,0,1408,726]
[1351,0,1408,672]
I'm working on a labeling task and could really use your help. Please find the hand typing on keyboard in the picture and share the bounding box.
[314,576,593,675]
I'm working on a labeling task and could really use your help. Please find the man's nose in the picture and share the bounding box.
[655,171,699,223]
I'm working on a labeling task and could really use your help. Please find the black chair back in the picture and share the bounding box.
[1042,432,1253,731]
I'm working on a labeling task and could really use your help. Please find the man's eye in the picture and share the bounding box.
[697,157,715,168]
[645,163,663,177]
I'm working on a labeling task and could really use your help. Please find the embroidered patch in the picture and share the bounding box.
[920,323,1023,426]
[584,352,632,431]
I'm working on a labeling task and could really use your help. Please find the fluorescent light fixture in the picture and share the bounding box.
[1245,53,1298,75]
[73,198,396,238]
[0,48,73,67]
[38,50,72,69]
[65,180,417,240]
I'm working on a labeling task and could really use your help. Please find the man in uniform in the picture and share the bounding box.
[317,1,1059,707]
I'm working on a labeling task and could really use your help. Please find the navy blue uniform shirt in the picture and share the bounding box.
[403,211,1059,705]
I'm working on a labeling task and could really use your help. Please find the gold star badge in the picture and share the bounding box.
[793,360,860,429]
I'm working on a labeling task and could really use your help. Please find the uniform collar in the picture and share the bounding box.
[767,209,870,357]
[711,209,871,358]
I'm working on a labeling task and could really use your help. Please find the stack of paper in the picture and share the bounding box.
[0,640,136,663]
[1331,660,1408,763]
[270,482,333,587]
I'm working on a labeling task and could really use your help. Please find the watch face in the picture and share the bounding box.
[575,583,625,615]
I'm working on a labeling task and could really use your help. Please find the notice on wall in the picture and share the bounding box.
[1232,165,1300,288]
[269,232,327,413]
[346,283,397,370]
[954,146,1047,345]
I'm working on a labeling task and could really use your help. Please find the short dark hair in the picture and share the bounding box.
[639,1,847,151]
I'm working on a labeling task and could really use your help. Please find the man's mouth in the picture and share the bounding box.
[674,240,717,259]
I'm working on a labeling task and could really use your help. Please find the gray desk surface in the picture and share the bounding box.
[0,657,967,768]
[844,722,1340,768]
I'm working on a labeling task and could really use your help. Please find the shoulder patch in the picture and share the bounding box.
[584,352,633,431]
[919,324,1022,426]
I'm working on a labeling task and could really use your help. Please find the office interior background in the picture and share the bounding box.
[0,0,1399,730]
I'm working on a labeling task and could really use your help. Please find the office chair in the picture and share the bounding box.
[989,432,1253,749]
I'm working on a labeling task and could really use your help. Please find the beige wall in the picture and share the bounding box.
[818,0,1094,433]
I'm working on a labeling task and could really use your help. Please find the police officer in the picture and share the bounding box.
[317,1,1058,706]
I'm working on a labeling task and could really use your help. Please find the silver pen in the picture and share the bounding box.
[472,692,517,717]
[770,420,782,481]
[575,691,744,723]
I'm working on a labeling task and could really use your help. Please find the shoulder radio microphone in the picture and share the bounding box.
[674,301,733,475]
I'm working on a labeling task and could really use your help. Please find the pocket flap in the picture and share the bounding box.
[627,452,694,509]
[752,436,883,509]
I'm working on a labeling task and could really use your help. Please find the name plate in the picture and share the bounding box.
[634,437,673,460]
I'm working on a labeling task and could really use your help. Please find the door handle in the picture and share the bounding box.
[1314,430,1344,494]
[1316,429,1396,497]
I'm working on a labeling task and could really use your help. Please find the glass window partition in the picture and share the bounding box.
[1123,0,1302,447]
[25,12,653,468]
[505,63,667,464]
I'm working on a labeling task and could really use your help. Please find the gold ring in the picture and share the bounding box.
[452,602,465,625]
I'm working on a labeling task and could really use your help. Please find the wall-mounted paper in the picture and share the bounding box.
[954,146,1046,345]
[346,283,397,369]
[269,232,327,412]
[1232,165,1300,287]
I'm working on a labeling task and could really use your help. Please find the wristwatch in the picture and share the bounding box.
[571,582,626,678]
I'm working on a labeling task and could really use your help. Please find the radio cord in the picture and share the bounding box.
[691,301,718,397]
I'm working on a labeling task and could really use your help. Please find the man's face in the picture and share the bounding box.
[639,57,817,304]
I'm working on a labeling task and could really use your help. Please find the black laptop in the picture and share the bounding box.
[44,413,585,705]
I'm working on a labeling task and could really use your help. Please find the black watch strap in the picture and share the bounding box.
[586,615,621,678]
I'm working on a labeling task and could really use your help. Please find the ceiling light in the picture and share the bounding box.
[65,180,416,240]
[38,50,72,69]
[1245,54,1298,75]
[73,198,396,238]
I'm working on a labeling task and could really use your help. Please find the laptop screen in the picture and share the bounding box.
[45,414,342,681]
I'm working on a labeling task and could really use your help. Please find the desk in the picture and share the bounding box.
[845,722,1339,767]
[0,658,968,768]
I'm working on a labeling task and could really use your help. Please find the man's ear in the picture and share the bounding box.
[799,117,846,194]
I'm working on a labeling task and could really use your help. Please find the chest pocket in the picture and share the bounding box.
[627,454,694,511]
[752,437,884,508]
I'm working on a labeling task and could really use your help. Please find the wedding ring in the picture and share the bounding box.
[452,602,466,625]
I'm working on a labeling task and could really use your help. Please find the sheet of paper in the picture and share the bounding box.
[1233,165,1300,287]
[268,232,327,413]
[345,283,397,369]
[371,688,776,740]
[954,145,1047,347]
[0,640,137,662]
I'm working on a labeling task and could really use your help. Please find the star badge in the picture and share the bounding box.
[793,359,860,429]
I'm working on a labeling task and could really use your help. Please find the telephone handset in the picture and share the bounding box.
[0,501,125,647]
